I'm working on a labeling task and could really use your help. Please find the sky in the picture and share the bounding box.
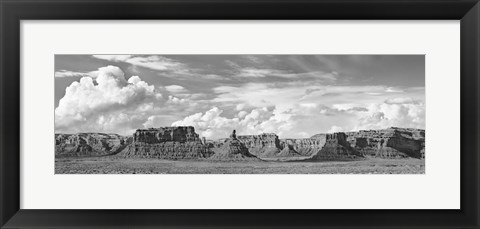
[54,55,425,139]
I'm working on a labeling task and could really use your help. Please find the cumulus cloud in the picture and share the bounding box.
[167,95,187,104]
[353,99,425,131]
[236,103,246,111]
[171,104,350,139]
[176,82,425,139]
[328,125,344,133]
[237,111,248,118]
[172,107,283,139]
[55,65,163,135]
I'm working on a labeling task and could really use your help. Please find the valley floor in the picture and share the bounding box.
[55,156,425,174]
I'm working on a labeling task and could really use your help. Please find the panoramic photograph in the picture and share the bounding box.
[54,55,425,174]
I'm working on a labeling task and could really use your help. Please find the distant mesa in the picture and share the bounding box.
[118,126,213,159]
[55,126,425,161]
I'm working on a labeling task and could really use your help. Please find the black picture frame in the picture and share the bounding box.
[1,0,479,228]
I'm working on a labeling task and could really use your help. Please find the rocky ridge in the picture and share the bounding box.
[341,127,424,158]
[310,133,361,160]
[55,126,425,160]
[55,133,131,157]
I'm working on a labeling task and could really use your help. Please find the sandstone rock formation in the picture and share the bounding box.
[132,126,201,143]
[309,133,361,160]
[341,127,425,158]
[55,126,424,161]
[236,133,284,158]
[228,127,423,160]
[280,138,325,157]
[119,126,213,159]
[55,133,131,157]
[209,130,260,161]
[232,132,359,160]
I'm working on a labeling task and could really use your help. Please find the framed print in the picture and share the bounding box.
[1,0,479,228]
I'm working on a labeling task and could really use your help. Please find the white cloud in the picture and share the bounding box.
[92,55,184,71]
[124,56,184,71]
[327,125,344,133]
[165,85,187,93]
[92,55,132,62]
[55,65,163,135]
[234,68,338,81]
[385,87,404,93]
[142,115,176,128]
[167,95,187,104]
[385,97,420,104]
[236,103,246,111]
[92,55,230,80]
[236,68,287,78]
[55,70,89,78]
[172,105,349,139]
[56,64,425,137]
[172,107,280,139]
[55,65,130,79]
[353,101,425,131]
[237,111,248,118]
[201,82,425,138]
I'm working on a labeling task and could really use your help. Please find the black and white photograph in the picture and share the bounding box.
[54,55,425,174]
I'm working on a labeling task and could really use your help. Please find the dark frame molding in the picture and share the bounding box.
[1,0,479,228]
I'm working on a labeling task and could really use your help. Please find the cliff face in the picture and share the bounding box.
[280,138,325,157]
[119,126,213,159]
[341,127,425,158]
[233,133,359,160]
[236,134,283,157]
[310,133,361,160]
[229,127,424,160]
[55,126,424,161]
[55,133,131,157]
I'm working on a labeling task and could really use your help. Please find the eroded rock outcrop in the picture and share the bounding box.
[227,127,424,160]
[280,138,325,157]
[210,130,260,161]
[310,133,361,160]
[334,127,424,158]
[55,126,425,161]
[119,126,213,159]
[55,133,131,157]
[236,133,283,158]
[232,132,359,160]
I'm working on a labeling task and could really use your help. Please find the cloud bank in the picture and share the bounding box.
[55,56,425,138]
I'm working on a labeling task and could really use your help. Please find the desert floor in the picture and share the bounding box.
[55,156,425,174]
